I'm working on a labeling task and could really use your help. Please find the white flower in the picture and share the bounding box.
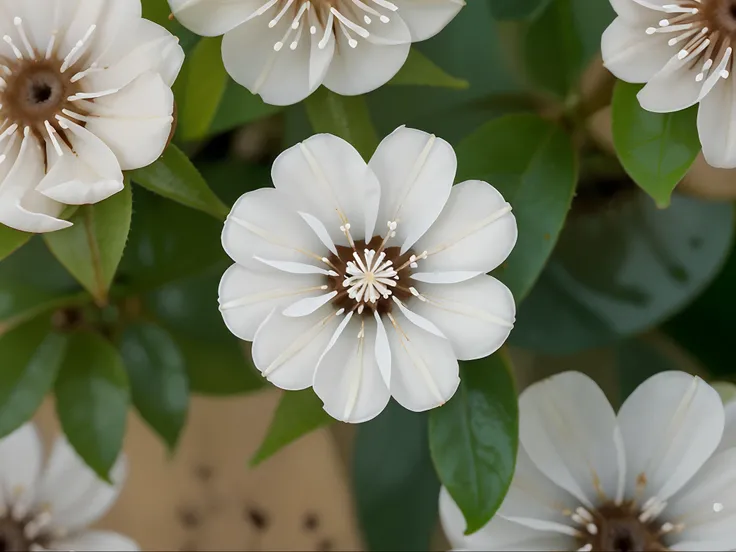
[168,0,465,106]
[218,126,518,423]
[440,371,736,551]
[0,0,184,234]
[601,0,736,169]
[0,423,136,551]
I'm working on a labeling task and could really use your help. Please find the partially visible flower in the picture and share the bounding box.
[168,0,465,106]
[0,0,184,233]
[602,0,736,168]
[440,371,736,551]
[218,126,517,423]
[0,423,136,551]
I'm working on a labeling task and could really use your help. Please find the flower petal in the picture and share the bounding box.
[219,264,326,341]
[663,448,736,551]
[369,127,456,253]
[322,16,411,96]
[313,316,391,423]
[252,308,339,391]
[499,446,581,534]
[439,487,577,551]
[221,6,334,107]
[86,17,184,90]
[222,187,326,270]
[609,0,667,21]
[697,76,736,169]
[391,0,464,41]
[0,130,70,233]
[617,371,724,503]
[84,71,174,171]
[385,311,459,412]
[168,0,262,36]
[51,530,140,551]
[36,436,126,533]
[0,423,43,514]
[271,134,381,244]
[410,275,515,360]
[637,56,703,113]
[518,372,625,509]
[716,401,736,454]
[413,179,517,281]
[601,17,675,84]
[39,119,124,206]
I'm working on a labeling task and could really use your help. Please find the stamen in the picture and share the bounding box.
[318,9,335,49]
[45,30,57,59]
[331,7,371,38]
[44,120,64,156]
[13,17,36,59]
[269,0,295,28]
[60,24,97,73]
[3,35,24,60]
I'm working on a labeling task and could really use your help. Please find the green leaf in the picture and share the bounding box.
[145,265,265,395]
[512,192,734,355]
[429,352,518,534]
[488,0,553,19]
[176,37,229,142]
[612,81,700,208]
[522,0,613,97]
[664,237,736,379]
[130,144,229,220]
[0,225,31,262]
[119,323,189,450]
[457,113,577,300]
[142,0,200,53]
[614,338,678,408]
[389,48,469,89]
[250,389,332,466]
[304,87,379,160]
[0,239,87,331]
[712,382,736,404]
[353,402,439,551]
[0,318,67,438]
[210,82,283,136]
[44,184,132,306]
[55,331,129,480]
[118,187,226,290]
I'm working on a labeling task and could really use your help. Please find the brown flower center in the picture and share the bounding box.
[0,516,33,552]
[325,236,417,316]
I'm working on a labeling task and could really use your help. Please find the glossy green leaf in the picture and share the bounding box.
[120,323,189,450]
[304,87,379,160]
[130,145,229,220]
[354,401,439,551]
[176,37,229,142]
[198,160,271,206]
[0,318,67,438]
[488,0,552,19]
[0,240,87,331]
[389,48,469,89]
[143,265,265,395]
[664,237,736,379]
[210,82,283,136]
[614,338,678,408]
[457,113,577,300]
[118,187,226,290]
[250,389,332,466]
[44,184,132,305]
[0,225,31,262]
[523,0,613,97]
[429,353,518,534]
[55,332,129,480]
[512,192,733,355]
[612,81,700,208]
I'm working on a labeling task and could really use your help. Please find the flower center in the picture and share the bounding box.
[324,221,426,316]
[572,501,680,552]
[0,516,31,552]
[0,17,100,164]
[255,0,398,53]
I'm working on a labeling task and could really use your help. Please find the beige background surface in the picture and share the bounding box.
[34,390,364,551]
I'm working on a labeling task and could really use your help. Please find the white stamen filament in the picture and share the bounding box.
[60,24,97,73]
[44,120,64,156]
[3,35,24,60]
[13,17,36,60]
